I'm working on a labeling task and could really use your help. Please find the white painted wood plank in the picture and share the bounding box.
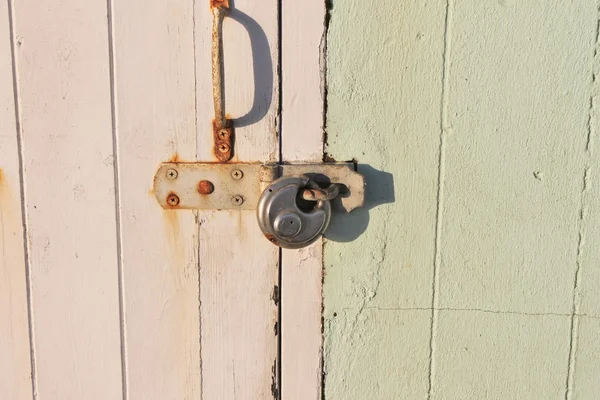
[110,0,201,398]
[281,1,327,399]
[198,211,279,399]
[281,1,325,161]
[0,2,32,398]
[11,0,122,397]
[196,1,280,397]
[281,244,323,399]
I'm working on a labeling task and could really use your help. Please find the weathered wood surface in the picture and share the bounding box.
[11,0,123,396]
[281,1,327,398]
[0,1,32,397]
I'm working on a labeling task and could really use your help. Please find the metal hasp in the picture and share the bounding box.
[154,163,263,210]
[153,162,365,211]
[153,162,365,248]
[211,0,233,161]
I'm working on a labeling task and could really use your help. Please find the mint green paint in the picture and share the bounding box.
[323,1,600,398]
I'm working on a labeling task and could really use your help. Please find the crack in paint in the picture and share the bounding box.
[564,6,600,399]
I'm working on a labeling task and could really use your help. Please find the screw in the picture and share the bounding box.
[166,169,178,180]
[233,195,244,206]
[231,169,243,180]
[218,129,230,139]
[167,194,180,206]
[197,180,215,195]
[218,143,230,153]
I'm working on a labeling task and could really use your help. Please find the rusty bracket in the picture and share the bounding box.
[211,0,233,161]
[153,162,365,212]
[213,121,233,162]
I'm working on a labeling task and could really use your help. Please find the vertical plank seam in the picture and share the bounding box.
[105,0,128,397]
[276,1,283,397]
[192,1,203,398]
[277,0,283,163]
[320,3,331,399]
[565,7,599,396]
[320,1,331,161]
[192,0,200,160]
[6,0,37,397]
[427,1,452,399]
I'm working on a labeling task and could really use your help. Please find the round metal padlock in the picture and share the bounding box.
[257,175,331,249]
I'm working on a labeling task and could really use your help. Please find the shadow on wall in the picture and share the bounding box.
[227,0,273,128]
[325,164,395,242]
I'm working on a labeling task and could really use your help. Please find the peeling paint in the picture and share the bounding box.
[270,359,279,399]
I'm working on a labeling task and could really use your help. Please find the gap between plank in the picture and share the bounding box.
[191,1,204,397]
[105,0,128,397]
[7,0,37,397]
[276,0,283,398]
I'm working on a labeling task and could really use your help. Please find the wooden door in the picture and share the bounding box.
[1,1,326,399]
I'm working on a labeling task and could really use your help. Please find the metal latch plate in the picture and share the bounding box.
[154,163,262,210]
[153,162,365,212]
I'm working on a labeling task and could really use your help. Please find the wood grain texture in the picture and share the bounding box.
[196,1,279,398]
[281,0,325,161]
[198,211,279,399]
[281,1,327,398]
[11,0,123,397]
[281,244,323,400]
[110,0,201,398]
[0,2,32,398]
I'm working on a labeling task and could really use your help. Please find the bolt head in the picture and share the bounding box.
[167,194,180,206]
[218,143,231,153]
[231,169,243,180]
[197,180,215,195]
[233,195,244,206]
[166,169,178,180]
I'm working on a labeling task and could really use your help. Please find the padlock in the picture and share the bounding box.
[257,175,331,249]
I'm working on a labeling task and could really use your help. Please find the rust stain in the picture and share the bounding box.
[0,169,6,204]
[168,153,182,163]
[163,210,185,267]
[264,233,279,247]
[0,169,9,202]
[163,210,180,234]
[213,120,234,162]
[210,0,229,8]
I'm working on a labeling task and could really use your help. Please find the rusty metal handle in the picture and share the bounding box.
[211,0,233,161]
